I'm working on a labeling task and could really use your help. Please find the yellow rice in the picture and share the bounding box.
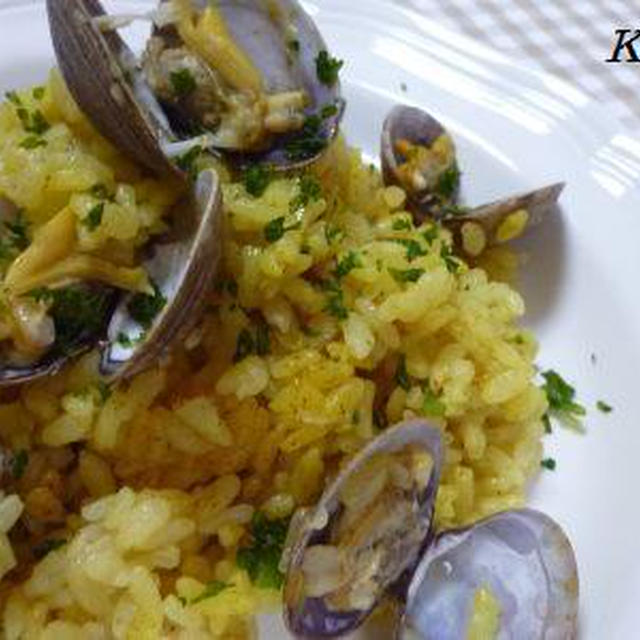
[0,71,547,638]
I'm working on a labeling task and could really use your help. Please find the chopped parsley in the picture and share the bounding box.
[389,267,425,283]
[285,114,327,161]
[440,203,470,218]
[264,217,286,243]
[440,245,460,273]
[27,286,112,351]
[5,90,21,105]
[351,409,361,424]
[117,332,138,348]
[127,283,166,329]
[32,86,45,100]
[395,355,410,391]
[391,238,427,261]
[243,164,272,198]
[392,217,413,231]
[234,328,255,362]
[422,226,439,245]
[82,203,104,231]
[540,457,556,471]
[175,145,202,179]
[90,183,111,200]
[323,279,348,320]
[16,107,50,135]
[190,580,230,605]
[19,135,47,149]
[335,251,362,279]
[290,174,322,212]
[170,68,197,98]
[422,388,446,417]
[315,50,344,87]
[10,449,28,479]
[33,538,66,560]
[596,400,613,414]
[542,413,552,434]
[541,370,586,417]
[4,211,30,251]
[288,39,300,53]
[325,225,343,245]
[435,165,460,199]
[236,511,290,589]
[320,103,339,119]
[255,319,271,356]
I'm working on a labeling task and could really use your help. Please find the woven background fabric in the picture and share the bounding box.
[400,0,640,131]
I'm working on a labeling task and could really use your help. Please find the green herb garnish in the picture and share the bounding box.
[264,217,286,243]
[290,174,322,212]
[422,388,446,417]
[244,164,272,198]
[176,145,203,179]
[391,238,427,261]
[90,183,111,200]
[4,212,30,251]
[285,114,326,161]
[541,370,586,417]
[325,225,343,244]
[190,580,230,604]
[392,218,413,231]
[323,279,348,320]
[315,50,344,87]
[127,283,166,329]
[596,400,613,414]
[236,511,290,589]
[255,320,270,356]
[11,449,28,479]
[320,103,339,119]
[5,90,21,105]
[389,267,425,283]
[440,245,460,273]
[17,108,50,135]
[335,251,362,279]
[234,328,255,362]
[395,355,410,391]
[32,86,45,100]
[541,457,556,471]
[27,286,112,351]
[422,226,439,245]
[82,203,104,231]
[288,39,300,53]
[435,165,460,199]
[170,69,197,98]
[97,381,112,404]
[19,135,46,149]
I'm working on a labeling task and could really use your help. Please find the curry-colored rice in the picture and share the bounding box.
[0,71,546,639]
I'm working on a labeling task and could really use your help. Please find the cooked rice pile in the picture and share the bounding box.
[0,72,547,638]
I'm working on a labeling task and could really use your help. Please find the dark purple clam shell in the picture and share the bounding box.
[398,509,579,639]
[283,419,443,639]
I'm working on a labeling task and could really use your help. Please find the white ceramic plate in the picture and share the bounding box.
[1,1,640,638]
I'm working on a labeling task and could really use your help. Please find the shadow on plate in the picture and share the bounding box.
[513,202,568,328]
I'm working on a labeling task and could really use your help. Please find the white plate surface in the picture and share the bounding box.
[1,1,640,638]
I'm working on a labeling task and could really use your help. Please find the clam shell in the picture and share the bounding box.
[46,0,177,176]
[283,419,443,639]
[100,168,223,379]
[381,104,458,215]
[398,509,579,639]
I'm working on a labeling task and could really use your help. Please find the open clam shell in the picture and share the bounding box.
[48,0,344,174]
[101,168,223,379]
[283,419,443,639]
[381,105,459,217]
[46,0,178,177]
[398,509,579,639]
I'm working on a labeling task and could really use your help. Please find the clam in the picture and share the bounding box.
[283,419,579,639]
[381,105,565,254]
[399,509,579,639]
[283,419,443,638]
[47,0,345,176]
[0,169,223,386]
